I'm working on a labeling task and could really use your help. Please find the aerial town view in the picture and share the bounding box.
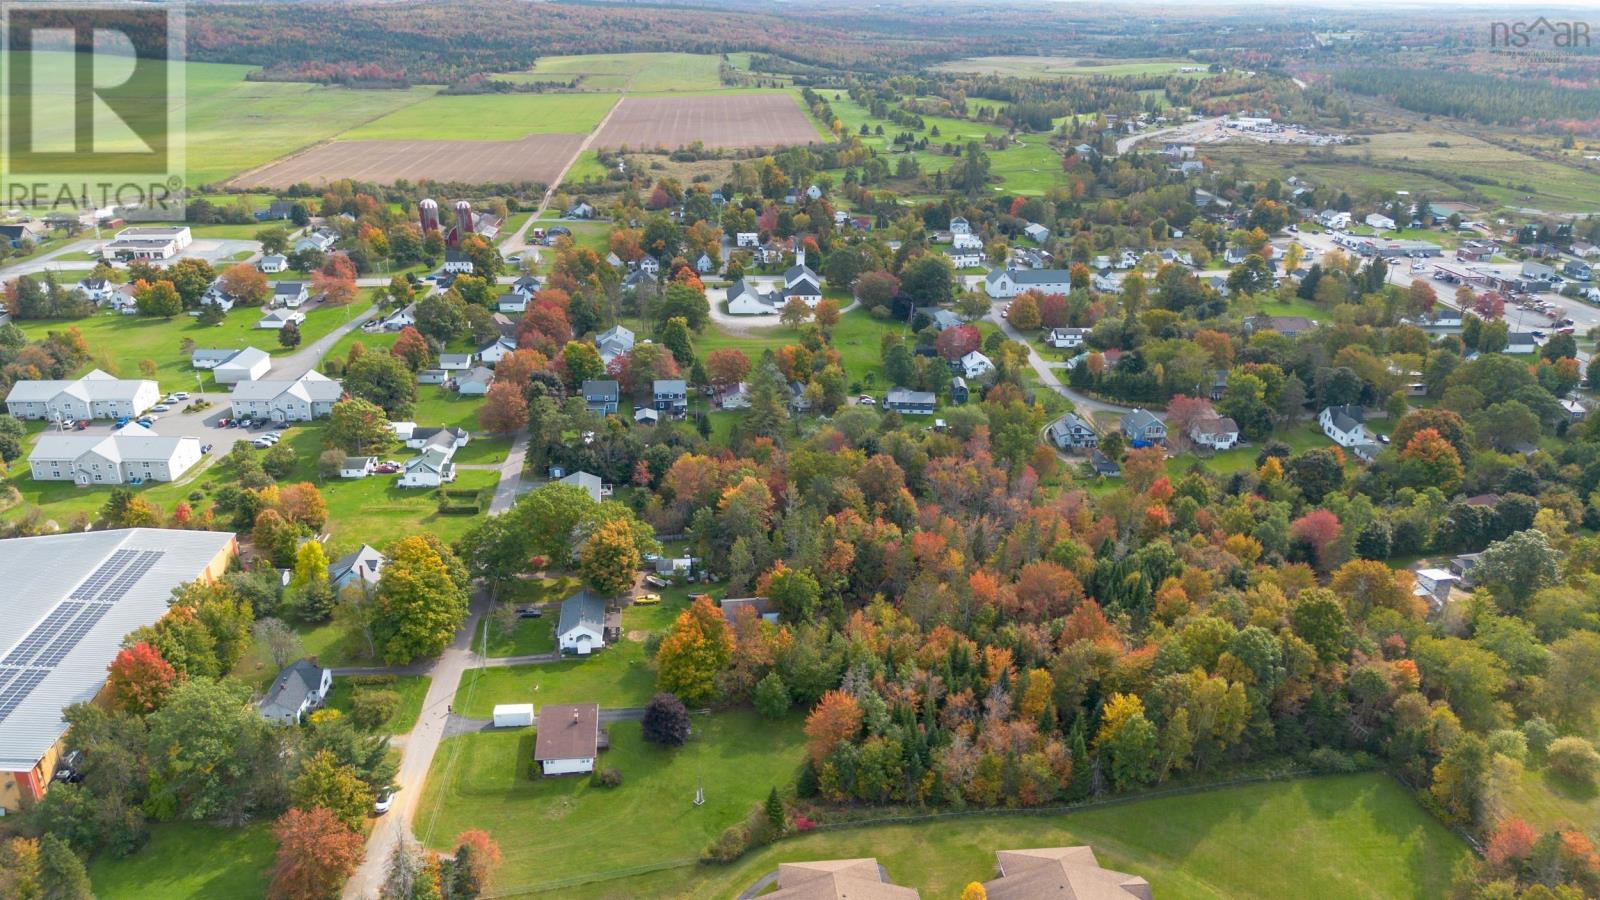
[2,1,1600,898]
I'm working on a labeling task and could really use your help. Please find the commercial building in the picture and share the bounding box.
[0,529,237,813]
[100,225,192,261]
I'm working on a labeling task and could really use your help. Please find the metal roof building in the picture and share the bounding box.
[0,528,236,812]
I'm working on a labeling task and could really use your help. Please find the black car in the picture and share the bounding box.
[516,606,543,618]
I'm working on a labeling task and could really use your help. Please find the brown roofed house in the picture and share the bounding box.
[766,858,920,900]
[983,847,1151,900]
[533,703,600,776]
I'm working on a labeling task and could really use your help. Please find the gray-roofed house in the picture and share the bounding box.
[985,267,1071,299]
[0,528,237,812]
[1048,413,1098,450]
[439,353,474,372]
[339,457,376,479]
[558,470,610,503]
[5,369,160,421]
[258,659,332,726]
[28,426,203,485]
[920,308,964,331]
[1319,404,1368,447]
[455,366,495,396]
[595,324,635,364]
[1188,415,1240,450]
[583,379,620,415]
[191,348,241,370]
[1120,409,1166,447]
[981,846,1151,900]
[272,281,309,308]
[558,591,608,655]
[885,388,935,415]
[653,379,688,415]
[328,544,385,591]
[1090,450,1121,477]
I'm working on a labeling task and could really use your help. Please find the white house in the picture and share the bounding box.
[476,336,517,366]
[398,446,455,487]
[381,304,416,331]
[212,347,272,385]
[726,279,778,315]
[595,324,635,364]
[75,278,118,304]
[1188,415,1240,450]
[1047,327,1089,349]
[736,232,760,248]
[339,456,377,479]
[455,366,495,396]
[985,267,1071,299]
[1319,404,1368,447]
[443,250,474,274]
[229,371,342,422]
[951,232,984,251]
[533,703,600,776]
[950,217,971,235]
[960,351,996,380]
[257,308,305,330]
[258,659,332,726]
[258,254,288,274]
[1317,210,1352,230]
[1023,223,1050,243]
[558,591,608,655]
[273,281,310,308]
[5,370,159,421]
[439,353,473,372]
[497,292,528,313]
[1365,213,1396,231]
[28,429,202,485]
[943,247,984,269]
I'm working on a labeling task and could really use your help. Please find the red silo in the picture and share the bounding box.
[419,198,440,235]
[453,200,474,246]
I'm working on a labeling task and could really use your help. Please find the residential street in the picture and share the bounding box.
[986,300,1145,422]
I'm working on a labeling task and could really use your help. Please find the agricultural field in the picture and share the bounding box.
[231,133,587,189]
[1204,127,1600,213]
[495,52,725,93]
[594,94,822,150]
[337,93,618,142]
[931,56,1207,78]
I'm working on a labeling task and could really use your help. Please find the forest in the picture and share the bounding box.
[1332,68,1600,137]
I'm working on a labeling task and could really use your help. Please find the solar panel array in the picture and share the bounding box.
[0,548,165,724]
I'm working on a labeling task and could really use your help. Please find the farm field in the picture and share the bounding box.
[594,94,822,150]
[495,52,725,93]
[231,133,586,189]
[89,822,274,900]
[544,773,1467,899]
[1204,128,1600,213]
[414,712,806,894]
[931,55,1206,78]
[338,93,618,141]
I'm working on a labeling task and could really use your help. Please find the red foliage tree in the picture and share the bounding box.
[453,830,503,893]
[1290,509,1343,570]
[706,348,752,390]
[1485,817,1537,871]
[1164,394,1215,436]
[1010,561,1084,620]
[312,271,358,306]
[390,326,431,372]
[105,641,178,714]
[935,325,981,362]
[478,381,529,434]
[320,253,358,280]
[804,690,863,764]
[1036,293,1069,329]
[267,807,364,900]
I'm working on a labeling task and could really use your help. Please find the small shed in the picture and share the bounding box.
[493,703,535,728]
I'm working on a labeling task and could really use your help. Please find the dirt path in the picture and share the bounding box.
[498,95,625,262]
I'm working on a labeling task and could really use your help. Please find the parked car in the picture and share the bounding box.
[516,606,543,618]
[201,444,213,454]
[172,391,189,400]
[60,417,76,429]
[635,593,661,605]
[252,438,274,449]
[114,416,130,428]
[374,463,401,474]
[374,790,394,815]
[52,749,85,784]
[645,575,670,589]
[857,395,876,405]
[136,417,155,428]
[74,420,89,430]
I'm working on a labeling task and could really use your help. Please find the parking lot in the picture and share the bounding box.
[50,390,289,458]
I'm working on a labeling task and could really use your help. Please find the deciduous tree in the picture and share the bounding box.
[804,689,863,764]
[105,641,177,714]
[268,806,365,900]
[373,536,470,665]
[656,596,734,706]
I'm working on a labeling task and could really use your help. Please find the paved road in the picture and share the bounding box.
[0,237,261,280]
[488,432,531,514]
[986,300,1144,421]
[276,303,381,379]
[343,591,491,900]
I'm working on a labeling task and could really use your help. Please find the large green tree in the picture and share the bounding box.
[373,535,470,664]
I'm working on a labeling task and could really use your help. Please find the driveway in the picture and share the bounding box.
[275,303,381,379]
[987,302,1143,420]
[704,279,861,336]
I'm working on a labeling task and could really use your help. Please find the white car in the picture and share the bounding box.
[857,395,876,406]
[172,391,190,400]
[374,790,394,815]
[252,438,273,448]
[151,404,172,412]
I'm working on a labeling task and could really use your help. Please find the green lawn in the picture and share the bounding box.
[551,773,1467,899]
[15,301,361,387]
[1505,763,1599,838]
[342,93,618,141]
[326,674,432,734]
[930,56,1205,78]
[414,712,806,892]
[234,619,369,686]
[89,822,274,900]
[486,617,557,657]
[565,150,610,186]
[989,133,1067,195]
[455,636,656,716]
[496,52,725,93]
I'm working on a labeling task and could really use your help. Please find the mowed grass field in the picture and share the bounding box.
[495,52,725,93]
[414,712,808,894]
[339,93,619,141]
[89,822,274,900]
[543,773,1467,899]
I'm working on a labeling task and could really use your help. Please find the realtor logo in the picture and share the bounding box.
[1,3,185,213]
[1489,18,1592,50]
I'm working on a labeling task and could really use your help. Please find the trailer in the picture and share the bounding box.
[492,703,535,728]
